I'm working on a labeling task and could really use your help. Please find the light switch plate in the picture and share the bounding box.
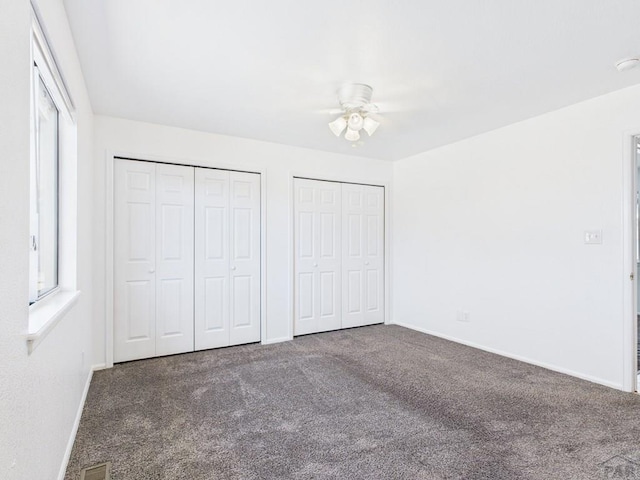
[584,230,602,244]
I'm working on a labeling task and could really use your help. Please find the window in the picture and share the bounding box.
[27,12,80,351]
[30,68,60,302]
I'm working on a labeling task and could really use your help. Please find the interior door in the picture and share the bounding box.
[154,163,195,356]
[195,169,261,349]
[229,171,261,345]
[342,183,385,328]
[114,159,157,362]
[194,168,230,350]
[294,178,342,335]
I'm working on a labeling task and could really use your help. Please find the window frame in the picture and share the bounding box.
[30,66,61,303]
[27,9,80,353]
[29,13,74,305]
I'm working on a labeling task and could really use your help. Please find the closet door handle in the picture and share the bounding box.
[231,266,236,271]
[149,268,155,274]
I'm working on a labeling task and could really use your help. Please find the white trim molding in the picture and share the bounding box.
[56,366,95,480]
[621,129,640,392]
[393,320,624,391]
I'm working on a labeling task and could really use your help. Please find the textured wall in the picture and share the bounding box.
[393,84,640,391]
[0,0,94,479]
[0,0,32,475]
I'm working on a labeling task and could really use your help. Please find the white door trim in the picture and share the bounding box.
[288,172,391,341]
[104,150,267,368]
[622,131,640,392]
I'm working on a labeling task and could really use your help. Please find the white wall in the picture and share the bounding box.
[92,116,393,366]
[0,0,94,479]
[393,84,640,391]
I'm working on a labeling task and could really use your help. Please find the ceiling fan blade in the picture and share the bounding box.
[365,112,383,123]
[361,103,379,114]
[373,101,429,114]
[310,107,344,115]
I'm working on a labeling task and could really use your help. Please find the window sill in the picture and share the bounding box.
[27,289,81,354]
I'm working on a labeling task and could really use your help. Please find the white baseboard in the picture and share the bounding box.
[91,363,107,371]
[261,336,292,345]
[391,320,624,392]
[57,366,95,480]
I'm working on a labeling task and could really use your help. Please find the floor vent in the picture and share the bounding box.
[80,462,111,480]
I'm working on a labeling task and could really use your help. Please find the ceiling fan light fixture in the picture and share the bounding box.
[328,116,347,136]
[347,112,364,131]
[362,116,380,136]
[344,128,360,142]
[327,83,382,142]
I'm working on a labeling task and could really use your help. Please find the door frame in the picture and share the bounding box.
[622,132,640,392]
[289,173,392,339]
[105,150,267,368]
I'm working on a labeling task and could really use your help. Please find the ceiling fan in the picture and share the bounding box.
[327,84,381,142]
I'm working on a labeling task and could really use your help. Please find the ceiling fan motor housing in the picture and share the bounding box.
[338,83,373,111]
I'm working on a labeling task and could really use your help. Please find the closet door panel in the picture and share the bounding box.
[342,185,365,327]
[294,178,341,335]
[316,181,341,332]
[155,163,195,356]
[294,180,317,335]
[363,186,385,324]
[347,270,362,314]
[114,159,157,362]
[229,171,261,345]
[342,183,384,328]
[195,168,230,350]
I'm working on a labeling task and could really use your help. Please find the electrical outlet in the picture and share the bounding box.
[584,230,602,244]
[456,310,470,322]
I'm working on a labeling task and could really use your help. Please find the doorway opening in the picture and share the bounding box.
[634,137,640,392]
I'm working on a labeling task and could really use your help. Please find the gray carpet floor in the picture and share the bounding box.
[65,325,640,479]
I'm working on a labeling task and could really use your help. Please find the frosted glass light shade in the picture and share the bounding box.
[328,116,347,136]
[347,113,364,131]
[363,116,380,136]
[344,128,360,141]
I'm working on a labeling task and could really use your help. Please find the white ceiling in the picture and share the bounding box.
[63,0,640,161]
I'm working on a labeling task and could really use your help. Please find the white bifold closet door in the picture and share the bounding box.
[114,159,194,362]
[294,179,342,335]
[114,159,260,363]
[294,178,384,336]
[194,168,261,350]
[341,183,385,328]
